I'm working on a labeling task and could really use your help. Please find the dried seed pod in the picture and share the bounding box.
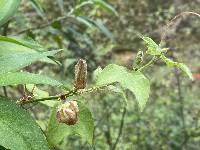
[56,101,79,125]
[74,59,87,90]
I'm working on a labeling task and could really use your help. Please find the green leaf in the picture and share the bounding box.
[57,0,64,13]
[93,19,113,40]
[0,41,35,56]
[142,37,162,56]
[178,63,193,80]
[0,38,58,64]
[96,64,150,111]
[93,66,103,81]
[29,0,45,19]
[0,97,49,150]
[0,36,45,51]
[0,0,21,26]
[0,50,60,75]
[92,0,118,16]
[47,101,94,146]
[26,84,57,107]
[76,16,94,28]
[161,55,194,80]
[0,72,63,87]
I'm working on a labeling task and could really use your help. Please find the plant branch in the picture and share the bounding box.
[16,14,75,35]
[17,85,110,105]
[138,56,159,71]
[161,11,200,44]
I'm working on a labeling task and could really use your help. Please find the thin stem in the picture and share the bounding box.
[138,56,158,71]
[16,14,75,35]
[17,85,109,105]
[175,69,188,148]
[160,11,200,44]
[112,106,127,150]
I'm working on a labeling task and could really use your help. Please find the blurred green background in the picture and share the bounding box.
[1,0,200,149]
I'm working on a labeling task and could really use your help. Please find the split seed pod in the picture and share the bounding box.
[56,101,79,125]
[74,59,87,90]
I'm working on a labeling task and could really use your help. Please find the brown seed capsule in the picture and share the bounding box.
[74,59,87,90]
[56,101,79,125]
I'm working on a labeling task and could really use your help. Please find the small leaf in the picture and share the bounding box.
[133,50,144,70]
[47,101,94,146]
[0,0,21,26]
[142,37,162,56]
[96,64,150,111]
[178,63,194,80]
[26,84,57,107]
[0,50,60,75]
[0,72,64,88]
[0,97,49,150]
[161,55,194,80]
[93,66,103,81]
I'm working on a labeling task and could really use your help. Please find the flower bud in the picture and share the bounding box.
[56,101,79,125]
[74,59,87,90]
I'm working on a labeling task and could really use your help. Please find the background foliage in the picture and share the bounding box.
[0,0,200,150]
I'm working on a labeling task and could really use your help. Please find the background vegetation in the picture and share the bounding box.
[0,0,200,150]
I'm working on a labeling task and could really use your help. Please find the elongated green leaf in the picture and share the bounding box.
[74,1,93,10]
[0,97,49,150]
[0,41,35,56]
[0,50,60,75]
[93,19,113,40]
[0,36,45,51]
[76,16,94,28]
[93,0,118,16]
[96,64,150,111]
[0,0,21,26]
[29,0,45,19]
[161,55,194,80]
[0,72,63,87]
[142,37,162,56]
[47,101,94,146]
[73,0,118,16]
[57,0,64,13]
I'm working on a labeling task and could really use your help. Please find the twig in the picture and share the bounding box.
[161,11,200,43]
[138,56,159,71]
[112,106,127,150]
[16,14,75,35]
[17,85,110,105]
